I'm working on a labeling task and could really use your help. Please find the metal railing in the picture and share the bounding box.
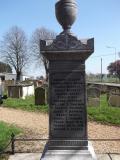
[10,133,120,155]
[0,133,120,159]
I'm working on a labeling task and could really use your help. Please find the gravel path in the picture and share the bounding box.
[0,107,120,153]
[0,107,48,137]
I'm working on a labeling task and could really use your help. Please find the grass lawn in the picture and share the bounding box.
[88,94,120,125]
[0,121,21,153]
[3,96,48,113]
[0,155,9,160]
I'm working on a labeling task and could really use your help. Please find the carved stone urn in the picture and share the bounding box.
[55,0,78,33]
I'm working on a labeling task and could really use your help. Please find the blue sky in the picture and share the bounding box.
[0,0,120,76]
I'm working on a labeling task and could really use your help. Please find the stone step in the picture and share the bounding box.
[41,155,93,160]
[41,150,96,160]
[45,150,91,155]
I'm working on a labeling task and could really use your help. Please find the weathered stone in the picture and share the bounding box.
[35,87,45,105]
[97,154,111,160]
[88,98,100,107]
[40,31,95,159]
[40,0,95,159]
[87,87,100,98]
[87,87,100,107]
[9,153,41,160]
[0,78,4,96]
[41,150,94,160]
[8,153,120,160]
[41,142,97,160]
[55,0,78,32]
[108,95,120,107]
[8,86,22,98]
[110,154,120,160]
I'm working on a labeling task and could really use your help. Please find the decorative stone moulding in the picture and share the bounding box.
[40,35,94,52]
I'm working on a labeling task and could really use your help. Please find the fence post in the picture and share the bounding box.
[11,133,15,155]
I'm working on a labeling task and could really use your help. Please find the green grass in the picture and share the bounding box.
[0,121,21,152]
[0,155,9,160]
[4,96,48,113]
[88,95,120,125]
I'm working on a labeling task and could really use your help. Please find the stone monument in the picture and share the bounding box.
[40,0,96,159]
[87,87,100,107]
[35,87,45,105]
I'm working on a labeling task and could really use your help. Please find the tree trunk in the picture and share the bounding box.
[46,68,49,82]
[16,71,21,82]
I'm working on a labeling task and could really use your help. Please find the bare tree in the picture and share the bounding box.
[0,26,28,82]
[31,27,56,79]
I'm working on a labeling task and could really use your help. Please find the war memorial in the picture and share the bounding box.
[40,0,96,159]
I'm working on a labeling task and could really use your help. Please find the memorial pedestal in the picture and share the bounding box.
[41,142,96,160]
[40,33,96,159]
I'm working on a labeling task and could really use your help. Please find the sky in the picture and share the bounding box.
[0,0,120,77]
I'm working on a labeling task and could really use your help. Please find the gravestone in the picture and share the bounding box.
[0,78,4,96]
[45,86,48,105]
[40,0,96,159]
[87,87,100,98]
[35,87,45,105]
[87,87,100,107]
[107,87,120,101]
[109,95,120,107]
[0,78,2,96]
[8,86,22,98]
[0,78,3,104]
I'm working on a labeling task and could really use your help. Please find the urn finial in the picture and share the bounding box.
[55,0,78,34]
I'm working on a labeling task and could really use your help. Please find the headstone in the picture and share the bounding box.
[0,78,5,95]
[8,86,22,98]
[107,87,120,101]
[88,98,100,107]
[0,78,3,104]
[0,78,2,96]
[108,94,120,107]
[87,87,100,107]
[35,87,45,105]
[87,87,100,98]
[45,86,48,105]
[40,0,96,159]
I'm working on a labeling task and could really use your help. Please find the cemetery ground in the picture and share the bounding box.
[3,96,48,113]
[0,94,120,159]
[3,94,120,125]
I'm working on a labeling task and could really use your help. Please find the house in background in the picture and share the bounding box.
[8,84,34,99]
[0,73,31,81]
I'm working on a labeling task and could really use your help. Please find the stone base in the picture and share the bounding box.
[40,142,97,160]
[47,139,88,150]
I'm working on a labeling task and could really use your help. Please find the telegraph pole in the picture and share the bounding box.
[101,58,103,82]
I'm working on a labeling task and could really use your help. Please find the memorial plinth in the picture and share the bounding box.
[40,0,97,159]
[40,33,96,159]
